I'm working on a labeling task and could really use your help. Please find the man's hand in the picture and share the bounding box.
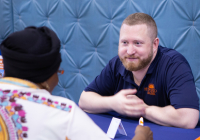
[132,125,153,140]
[111,89,147,117]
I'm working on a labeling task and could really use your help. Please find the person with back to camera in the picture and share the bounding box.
[0,26,153,140]
[79,13,199,129]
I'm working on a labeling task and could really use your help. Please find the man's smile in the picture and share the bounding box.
[125,57,139,62]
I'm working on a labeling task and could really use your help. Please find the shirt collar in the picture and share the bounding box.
[146,45,161,74]
[118,58,136,84]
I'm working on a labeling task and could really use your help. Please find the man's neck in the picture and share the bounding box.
[132,64,150,86]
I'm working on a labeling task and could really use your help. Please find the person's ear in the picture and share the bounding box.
[153,37,159,53]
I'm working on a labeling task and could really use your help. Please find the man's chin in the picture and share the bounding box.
[120,57,141,71]
[123,63,140,71]
[126,67,140,72]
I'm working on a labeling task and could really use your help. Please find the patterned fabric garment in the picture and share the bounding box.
[0,77,110,140]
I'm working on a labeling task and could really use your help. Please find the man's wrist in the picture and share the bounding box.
[104,96,115,111]
[143,105,152,119]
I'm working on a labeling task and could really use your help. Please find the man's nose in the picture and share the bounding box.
[127,45,136,55]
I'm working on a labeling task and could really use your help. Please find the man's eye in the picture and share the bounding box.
[136,42,140,45]
[123,41,127,45]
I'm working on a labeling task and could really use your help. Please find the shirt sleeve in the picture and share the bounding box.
[166,55,199,110]
[84,57,118,96]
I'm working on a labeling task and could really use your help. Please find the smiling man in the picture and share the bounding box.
[79,13,199,129]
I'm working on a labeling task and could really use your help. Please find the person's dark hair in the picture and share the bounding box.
[0,26,61,83]
[122,13,157,41]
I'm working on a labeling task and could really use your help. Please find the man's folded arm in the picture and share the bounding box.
[78,91,113,113]
[144,105,199,129]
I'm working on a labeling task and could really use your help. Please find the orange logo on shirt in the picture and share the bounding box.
[144,84,157,95]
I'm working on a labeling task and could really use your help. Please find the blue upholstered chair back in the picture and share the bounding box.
[0,0,200,121]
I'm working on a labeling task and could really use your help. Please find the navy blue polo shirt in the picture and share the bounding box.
[85,46,199,111]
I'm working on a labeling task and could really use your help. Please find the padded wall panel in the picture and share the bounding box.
[0,0,200,119]
[0,0,13,54]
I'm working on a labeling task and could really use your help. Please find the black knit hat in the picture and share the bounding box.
[0,26,61,83]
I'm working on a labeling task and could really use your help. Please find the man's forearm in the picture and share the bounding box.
[79,91,113,113]
[144,105,199,129]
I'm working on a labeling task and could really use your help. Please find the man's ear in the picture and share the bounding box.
[153,37,159,53]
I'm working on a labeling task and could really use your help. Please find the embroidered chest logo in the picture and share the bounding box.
[144,84,157,95]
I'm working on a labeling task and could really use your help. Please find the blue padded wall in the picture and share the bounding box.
[0,0,13,49]
[0,0,200,120]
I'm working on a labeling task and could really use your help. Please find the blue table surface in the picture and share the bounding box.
[87,113,200,140]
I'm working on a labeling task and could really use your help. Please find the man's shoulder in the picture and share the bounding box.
[159,46,188,63]
[108,55,121,67]
[109,55,120,63]
[108,55,125,72]
[159,46,180,57]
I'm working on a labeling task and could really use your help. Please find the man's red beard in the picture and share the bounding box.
[119,50,153,71]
